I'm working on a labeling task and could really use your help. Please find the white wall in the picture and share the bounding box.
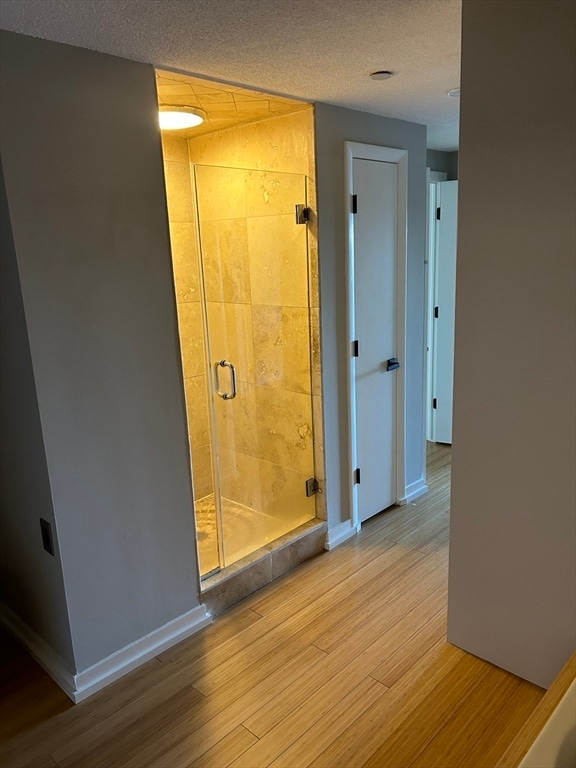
[314,104,427,528]
[448,0,576,688]
[0,31,202,673]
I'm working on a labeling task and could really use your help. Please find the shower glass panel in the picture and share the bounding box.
[193,164,317,576]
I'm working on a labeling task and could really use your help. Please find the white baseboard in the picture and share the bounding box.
[399,477,429,505]
[0,602,211,703]
[0,603,78,700]
[325,519,361,550]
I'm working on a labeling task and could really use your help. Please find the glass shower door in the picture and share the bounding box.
[194,164,317,572]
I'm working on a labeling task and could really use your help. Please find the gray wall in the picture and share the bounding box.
[0,31,201,672]
[448,0,576,688]
[0,163,76,671]
[314,104,427,528]
[427,149,458,180]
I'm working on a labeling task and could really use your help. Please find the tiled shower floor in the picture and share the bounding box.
[195,495,303,577]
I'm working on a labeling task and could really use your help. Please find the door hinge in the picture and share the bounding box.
[436,206,441,220]
[295,204,311,225]
[434,306,439,319]
[433,397,437,409]
[354,467,361,485]
[352,339,359,357]
[352,194,358,214]
[305,477,321,497]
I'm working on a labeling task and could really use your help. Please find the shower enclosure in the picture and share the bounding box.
[186,164,318,577]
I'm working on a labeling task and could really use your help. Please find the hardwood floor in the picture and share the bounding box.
[0,443,545,768]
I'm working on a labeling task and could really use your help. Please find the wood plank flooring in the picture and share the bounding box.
[0,443,545,768]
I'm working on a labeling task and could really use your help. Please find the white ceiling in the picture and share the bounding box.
[0,0,462,151]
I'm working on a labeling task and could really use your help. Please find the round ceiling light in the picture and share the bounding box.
[370,70,393,81]
[447,88,460,98]
[159,105,206,130]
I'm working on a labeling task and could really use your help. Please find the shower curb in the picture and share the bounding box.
[201,519,327,616]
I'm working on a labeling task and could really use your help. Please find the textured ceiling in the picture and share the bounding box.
[0,0,461,150]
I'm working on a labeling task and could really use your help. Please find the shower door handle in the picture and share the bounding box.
[214,359,237,400]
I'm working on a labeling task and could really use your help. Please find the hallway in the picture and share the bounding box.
[0,444,544,767]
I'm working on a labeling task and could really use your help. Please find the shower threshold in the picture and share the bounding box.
[196,494,316,578]
[200,517,327,616]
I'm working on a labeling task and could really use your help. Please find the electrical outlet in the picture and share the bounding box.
[40,518,55,556]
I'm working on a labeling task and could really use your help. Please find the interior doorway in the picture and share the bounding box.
[344,142,408,527]
[426,176,459,445]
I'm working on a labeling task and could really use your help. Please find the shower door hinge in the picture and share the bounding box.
[295,204,311,225]
[436,206,441,220]
[352,194,358,214]
[354,468,361,485]
[305,477,320,497]
[433,397,438,409]
[352,339,359,357]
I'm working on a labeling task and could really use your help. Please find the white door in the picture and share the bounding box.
[431,180,458,443]
[353,157,398,523]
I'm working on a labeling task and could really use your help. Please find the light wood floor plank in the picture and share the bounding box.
[369,606,448,686]
[0,444,547,768]
[409,664,524,767]
[308,640,466,768]
[268,676,388,768]
[113,645,326,768]
[457,680,546,768]
[242,568,449,740]
[191,724,258,768]
[361,653,491,768]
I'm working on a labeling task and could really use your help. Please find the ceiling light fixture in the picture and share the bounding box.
[159,105,206,130]
[447,88,460,98]
[370,70,393,81]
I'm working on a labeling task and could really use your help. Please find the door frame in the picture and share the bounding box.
[425,170,448,441]
[344,141,408,529]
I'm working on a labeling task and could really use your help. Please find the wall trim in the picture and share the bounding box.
[325,519,361,550]
[0,602,77,700]
[0,602,211,703]
[344,141,409,526]
[399,477,429,505]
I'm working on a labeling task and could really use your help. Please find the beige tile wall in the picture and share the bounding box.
[190,107,325,523]
[161,107,325,539]
[161,135,214,501]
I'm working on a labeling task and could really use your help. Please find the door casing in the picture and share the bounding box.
[344,141,408,529]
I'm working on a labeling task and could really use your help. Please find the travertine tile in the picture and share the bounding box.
[169,222,200,303]
[247,214,308,307]
[254,385,314,475]
[245,169,304,218]
[188,109,312,175]
[312,394,327,520]
[219,448,262,511]
[259,459,316,528]
[161,135,189,164]
[201,556,272,616]
[191,443,214,500]
[269,523,326,580]
[184,375,211,450]
[252,305,311,394]
[310,306,322,397]
[239,110,310,174]
[195,165,246,221]
[213,380,258,456]
[177,301,206,378]
[200,219,251,304]
[206,302,254,383]
[163,161,194,222]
